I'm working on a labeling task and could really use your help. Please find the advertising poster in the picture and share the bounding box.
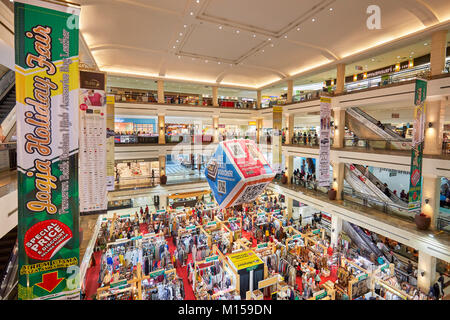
[79,70,107,215]
[205,139,275,209]
[319,97,331,187]
[272,106,283,173]
[15,0,80,300]
[106,94,115,191]
[408,79,427,213]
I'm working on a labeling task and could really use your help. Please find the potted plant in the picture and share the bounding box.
[328,188,337,200]
[281,174,288,184]
[160,174,167,185]
[414,212,431,230]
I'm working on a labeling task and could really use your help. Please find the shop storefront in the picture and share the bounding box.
[115,159,159,185]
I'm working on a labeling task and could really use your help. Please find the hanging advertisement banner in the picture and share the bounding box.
[205,139,275,209]
[79,70,108,215]
[408,79,427,213]
[272,106,283,173]
[106,94,115,191]
[15,0,80,300]
[318,97,331,187]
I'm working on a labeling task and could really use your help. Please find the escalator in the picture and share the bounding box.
[352,164,407,207]
[0,86,15,124]
[342,221,390,264]
[344,164,393,204]
[345,107,410,150]
[0,70,16,141]
[0,227,18,300]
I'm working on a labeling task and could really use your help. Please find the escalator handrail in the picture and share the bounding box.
[353,164,408,207]
[0,70,15,103]
[0,239,18,300]
[342,185,409,212]
[344,164,393,203]
[348,107,407,141]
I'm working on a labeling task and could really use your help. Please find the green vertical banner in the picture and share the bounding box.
[15,0,81,300]
[408,79,427,214]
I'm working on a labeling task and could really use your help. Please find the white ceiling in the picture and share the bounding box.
[79,0,450,90]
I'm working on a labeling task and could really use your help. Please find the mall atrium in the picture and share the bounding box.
[0,0,449,303]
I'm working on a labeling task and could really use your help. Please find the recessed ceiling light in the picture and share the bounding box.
[179,33,183,36]
[296,27,301,31]
[177,56,181,59]
[218,62,221,64]
[205,60,208,63]
[190,12,194,15]
[329,8,333,11]
[176,40,179,43]
[371,58,375,62]
[183,24,187,28]
[219,26,223,29]
[236,30,240,33]
[284,35,288,38]
[173,46,176,49]
[411,51,415,55]
[268,38,271,41]
[196,0,200,3]
[262,49,265,52]
[270,44,274,47]
[253,34,256,38]
[312,18,316,22]
[424,42,428,46]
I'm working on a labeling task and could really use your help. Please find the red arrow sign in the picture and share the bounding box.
[36,271,64,293]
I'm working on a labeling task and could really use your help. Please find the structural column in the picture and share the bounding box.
[430,30,448,76]
[332,161,345,200]
[421,174,441,230]
[159,194,168,211]
[417,251,437,293]
[257,90,262,109]
[335,63,346,94]
[332,108,345,148]
[159,155,166,177]
[286,197,293,220]
[256,118,263,144]
[157,80,165,104]
[212,115,219,143]
[287,79,293,103]
[330,214,342,248]
[158,114,165,144]
[285,113,294,145]
[285,154,294,185]
[424,97,446,155]
[212,86,219,107]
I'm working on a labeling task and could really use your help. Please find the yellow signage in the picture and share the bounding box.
[228,250,264,271]
[273,106,283,113]
[106,94,115,104]
[248,121,256,126]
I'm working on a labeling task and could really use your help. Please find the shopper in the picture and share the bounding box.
[437,273,445,296]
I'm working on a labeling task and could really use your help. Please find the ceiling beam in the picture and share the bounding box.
[89,43,167,55]
[88,0,183,16]
[196,0,337,38]
[215,65,286,83]
[397,0,440,26]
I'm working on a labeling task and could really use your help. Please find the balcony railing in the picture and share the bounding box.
[343,138,412,152]
[112,93,258,109]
